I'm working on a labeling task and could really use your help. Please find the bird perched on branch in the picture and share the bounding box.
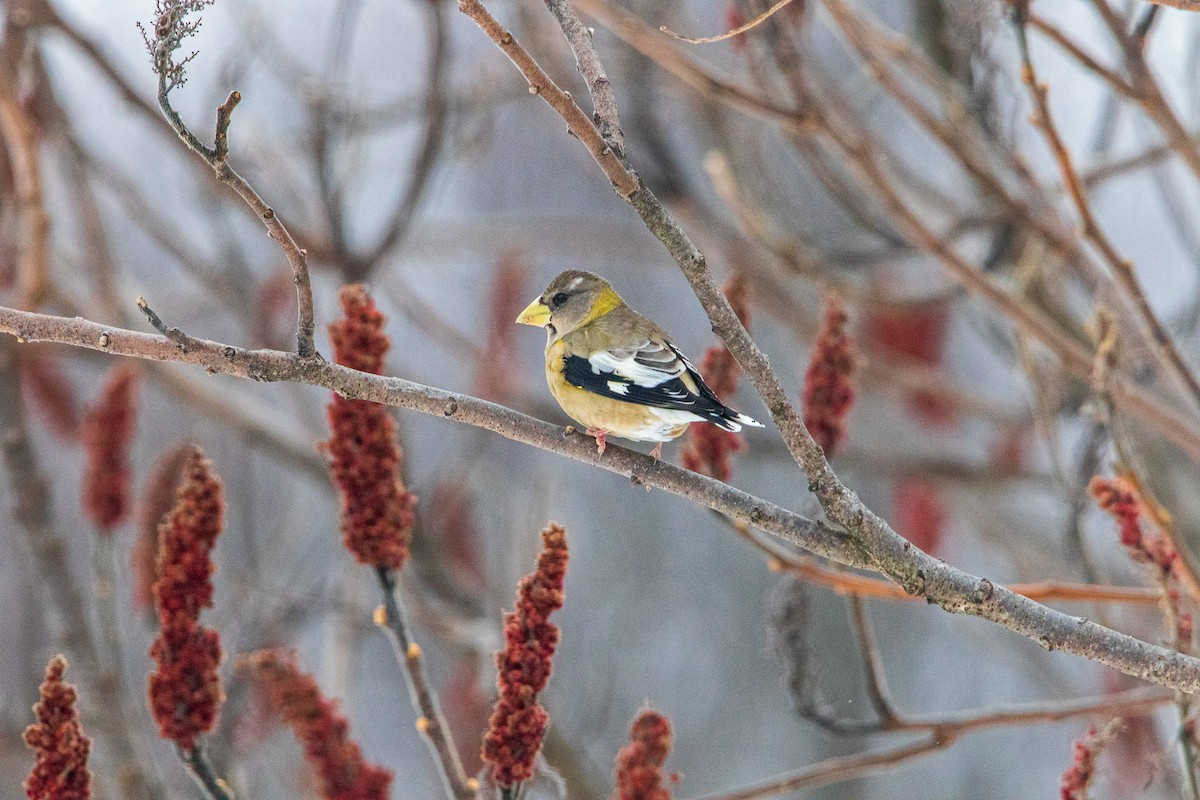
[516,270,763,458]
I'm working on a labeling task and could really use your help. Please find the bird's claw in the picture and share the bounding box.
[650,442,663,460]
[586,427,607,455]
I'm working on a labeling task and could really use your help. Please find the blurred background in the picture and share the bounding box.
[3,0,1200,797]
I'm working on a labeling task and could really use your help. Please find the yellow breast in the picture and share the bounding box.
[544,339,690,443]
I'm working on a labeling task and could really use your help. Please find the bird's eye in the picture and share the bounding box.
[550,292,569,308]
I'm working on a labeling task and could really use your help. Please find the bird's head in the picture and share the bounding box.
[516,270,623,337]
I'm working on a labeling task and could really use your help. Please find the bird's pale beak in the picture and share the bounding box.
[516,298,552,327]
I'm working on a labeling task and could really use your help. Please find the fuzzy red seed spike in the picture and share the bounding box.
[616,710,673,800]
[681,275,750,481]
[240,649,393,800]
[863,304,953,427]
[430,482,486,586]
[329,284,390,375]
[19,353,81,440]
[1090,477,1144,552]
[325,284,416,570]
[24,655,91,800]
[132,443,192,613]
[892,478,946,555]
[1060,720,1122,800]
[147,447,225,750]
[482,523,569,787]
[1091,476,1193,647]
[476,252,528,403]
[802,295,856,457]
[81,366,139,532]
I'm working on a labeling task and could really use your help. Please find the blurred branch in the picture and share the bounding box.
[689,683,1171,800]
[355,0,451,274]
[8,307,1200,695]
[1143,0,1200,8]
[0,51,50,310]
[685,735,946,800]
[729,518,1161,605]
[1014,11,1200,416]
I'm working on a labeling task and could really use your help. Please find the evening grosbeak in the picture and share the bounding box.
[516,270,763,457]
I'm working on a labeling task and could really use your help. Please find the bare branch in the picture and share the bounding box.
[8,308,1200,694]
[143,1,317,357]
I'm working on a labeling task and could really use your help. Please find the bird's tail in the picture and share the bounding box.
[708,407,764,432]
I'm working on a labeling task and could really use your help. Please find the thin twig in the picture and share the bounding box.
[179,744,236,800]
[661,0,799,44]
[847,596,897,725]
[152,57,316,355]
[374,567,478,800]
[729,517,1160,605]
[9,309,1200,694]
[1027,15,1136,99]
[574,0,810,128]
[684,736,946,800]
[687,684,1172,800]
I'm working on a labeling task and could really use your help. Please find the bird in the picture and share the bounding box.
[515,270,763,458]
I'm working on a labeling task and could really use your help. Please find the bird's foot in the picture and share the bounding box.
[650,442,663,461]
[586,427,608,455]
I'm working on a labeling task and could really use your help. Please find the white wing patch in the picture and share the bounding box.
[588,341,682,388]
[607,381,630,395]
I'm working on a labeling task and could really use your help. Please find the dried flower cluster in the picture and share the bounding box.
[24,656,91,800]
[682,275,749,482]
[240,649,393,800]
[139,0,214,89]
[19,353,80,440]
[81,366,139,532]
[476,253,527,403]
[1090,476,1193,646]
[863,304,952,427]
[1060,719,1122,800]
[615,710,674,800]
[482,523,570,787]
[430,481,485,586]
[802,294,855,457]
[325,284,416,570]
[132,443,192,612]
[892,477,946,555]
[147,447,225,750]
